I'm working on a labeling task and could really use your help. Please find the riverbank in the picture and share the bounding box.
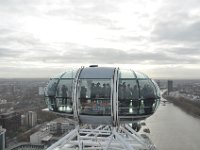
[163,94,200,117]
[146,102,200,150]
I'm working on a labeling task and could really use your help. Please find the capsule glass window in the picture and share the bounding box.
[78,79,111,116]
[56,79,73,113]
[55,69,78,113]
[118,69,140,116]
[138,79,157,115]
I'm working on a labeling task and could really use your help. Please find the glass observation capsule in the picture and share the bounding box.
[44,66,161,125]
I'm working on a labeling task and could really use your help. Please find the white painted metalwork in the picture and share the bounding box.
[73,67,84,119]
[112,68,118,126]
[46,124,156,150]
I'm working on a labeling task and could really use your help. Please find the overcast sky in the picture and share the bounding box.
[0,0,200,79]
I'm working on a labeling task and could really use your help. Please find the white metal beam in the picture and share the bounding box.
[46,124,155,150]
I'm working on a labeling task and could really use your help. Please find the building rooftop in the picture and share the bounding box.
[42,135,53,142]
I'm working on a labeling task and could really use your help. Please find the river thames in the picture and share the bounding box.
[146,99,200,150]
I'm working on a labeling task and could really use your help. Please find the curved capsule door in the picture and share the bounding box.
[77,67,115,124]
[118,70,161,122]
[44,68,78,115]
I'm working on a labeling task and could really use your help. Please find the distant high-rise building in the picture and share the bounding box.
[25,111,37,128]
[0,126,6,150]
[46,118,75,135]
[30,129,51,144]
[168,80,173,95]
[21,114,26,126]
[0,111,21,130]
[39,87,44,96]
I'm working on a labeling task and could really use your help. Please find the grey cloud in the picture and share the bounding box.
[0,0,123,30]
[0,35,41,46]
[0,28,14,35]
[120,36,145,42]
[154,47,200,64]
[0,0,41,16]
[152,20,200,42]
[166,47,200,55]
[21,47,200,65]
[80,48,200,64]
[0,48,25,58]
[51,0,119,15]
[151,0,200,43]
[45,0,122,29]
[149,66,200,79]
[0,28,47,49]
[0,66,64,78]
[72,0,119,15]
[0,0,200,78]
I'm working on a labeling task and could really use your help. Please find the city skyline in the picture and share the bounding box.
[0,0,200,79]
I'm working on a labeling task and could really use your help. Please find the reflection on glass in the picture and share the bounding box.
[55,79,73,113]
[134,71,148,79]
[139,79,156,99]
[45,97,53,110]
[118,69,139,116]
[62,68,78,78]
[118,79,139,115]
[46,79,58,96]
[45,79,58,111]
[138,79,157,114]
[79,79,111,115]
[118,70,159,116]
[119,69,136,78]
[45,68,78,114]
[152,80,161,98]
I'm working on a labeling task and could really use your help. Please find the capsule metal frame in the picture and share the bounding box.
[44,66,161,126]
